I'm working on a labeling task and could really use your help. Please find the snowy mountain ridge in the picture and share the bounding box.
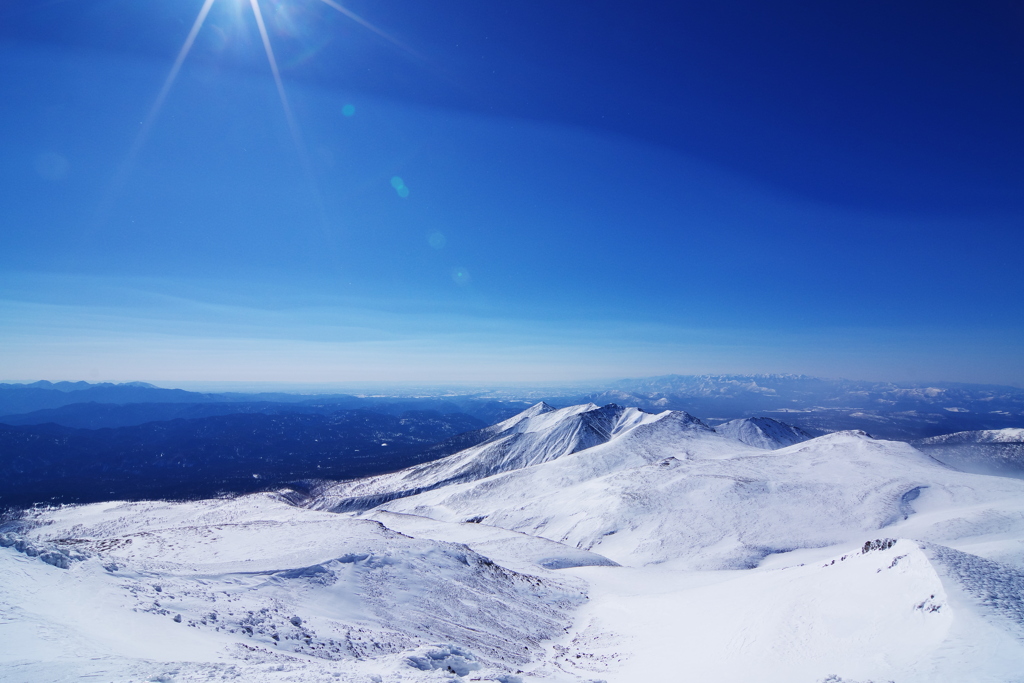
[308,402,721,512]
[345,409,1024,570]
[376,429,995,568]
[917,427,1024,445]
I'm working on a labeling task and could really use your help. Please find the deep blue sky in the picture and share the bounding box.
[1,0,1022,385]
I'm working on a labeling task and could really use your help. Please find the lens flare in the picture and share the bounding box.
[451,268,471,286]
[391,176,410,198]
[120,0,407,173]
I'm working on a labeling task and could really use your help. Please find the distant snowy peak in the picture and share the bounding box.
[714,416,812,450]
[916,428,1024,445]
[310,403,684,512]
[476,402,675,467]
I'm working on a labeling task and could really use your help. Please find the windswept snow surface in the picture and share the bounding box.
[5,402,1024,681]
[363,510,620,573]
[713,416,813,449]
[0,495,585,683]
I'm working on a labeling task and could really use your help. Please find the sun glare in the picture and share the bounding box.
[96,0,408,225]
[139,0,406,160]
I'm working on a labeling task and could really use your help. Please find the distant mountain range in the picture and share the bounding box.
[3,375,1023,439]
[576,373,1024,439]
[0,381,533,428]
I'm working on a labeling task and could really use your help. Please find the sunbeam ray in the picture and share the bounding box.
[95,0,217,226]
[314,0,423,60]
[146,0,218,135]
[248,0,299,140]
[248,0,332,244]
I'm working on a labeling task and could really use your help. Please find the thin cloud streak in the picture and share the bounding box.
[2,285,1022,386]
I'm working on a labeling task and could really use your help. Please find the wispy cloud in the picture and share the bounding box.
[2,271,1021,385]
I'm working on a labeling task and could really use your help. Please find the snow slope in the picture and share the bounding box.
[556,538,1024,683]
[713,415,812,449]
[7,503,1024,682]
[915,428,1024,479]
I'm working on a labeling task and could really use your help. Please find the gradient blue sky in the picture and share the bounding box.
[2,1,1023,385]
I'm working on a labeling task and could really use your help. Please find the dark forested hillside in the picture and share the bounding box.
[0,410,486,509]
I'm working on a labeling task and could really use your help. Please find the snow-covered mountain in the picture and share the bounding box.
[374,426,1024,569]
[5,401,1024,682]
[914,427,1024,478]
[713,416,812,449]
[309,403,1024,571]
[308,402,753,511]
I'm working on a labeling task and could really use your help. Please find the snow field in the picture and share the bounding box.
[557,539,1024,683]
[3,495,587,682]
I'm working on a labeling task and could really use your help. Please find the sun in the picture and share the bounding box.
[99,0,411,221]
[140,0,408,151]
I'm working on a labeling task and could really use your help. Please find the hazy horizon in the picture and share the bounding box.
[4,372,1024,394]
